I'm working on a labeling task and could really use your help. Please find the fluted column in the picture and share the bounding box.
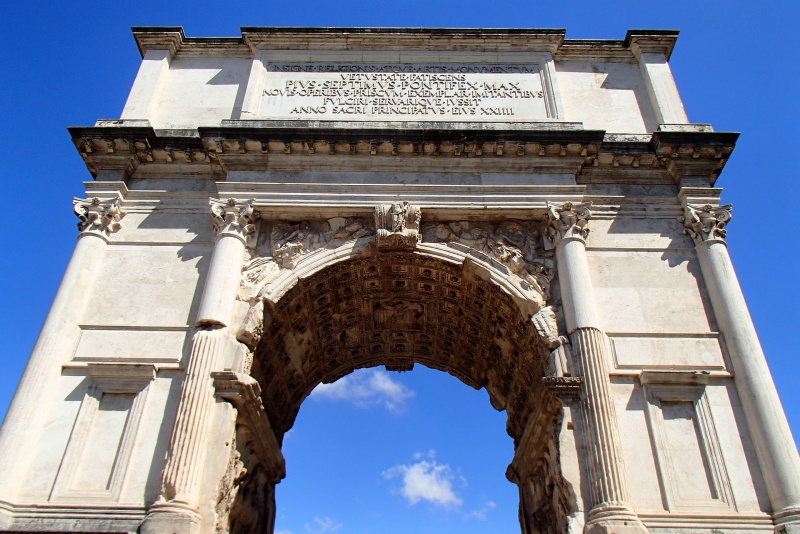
[681,203,800,531]
[0,197,124,502]
[142,199,256,534]
[543,202,646,534]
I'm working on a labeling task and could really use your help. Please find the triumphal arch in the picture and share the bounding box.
[0,26,798,534]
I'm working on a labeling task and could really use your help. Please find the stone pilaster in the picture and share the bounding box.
[680,202,800,532]
[543,202,647,533]
[142,199,257,534]
[0,196,124,501]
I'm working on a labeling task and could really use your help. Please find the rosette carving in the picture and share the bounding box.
[680,203,732,245]
[541,201,592,250]
[73,196,125,237]
[210,198,259,245]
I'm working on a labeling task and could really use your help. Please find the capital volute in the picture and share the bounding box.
[210,198,259,245]
[73,196,125,239]
[542,201,592,250]
[679,203,732,246]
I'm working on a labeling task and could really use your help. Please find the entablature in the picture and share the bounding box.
[69,121,737,186]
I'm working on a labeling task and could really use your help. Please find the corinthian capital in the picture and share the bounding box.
[542,201,592,250]
[73,197,125,238]
[680,203,732,245]
[210,198,259,244]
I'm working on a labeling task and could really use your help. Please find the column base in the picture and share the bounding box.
[774,505,800,533]
[585,503,648,534]
[139,500,201,534]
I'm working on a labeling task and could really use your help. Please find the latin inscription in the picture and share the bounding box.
[259,63,549,121]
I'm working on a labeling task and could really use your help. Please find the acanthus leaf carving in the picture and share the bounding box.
[210,198,259,246]
[375,202,421,250]
[679,203,732,245]
[541,201,592,250]
[73,196,125,237]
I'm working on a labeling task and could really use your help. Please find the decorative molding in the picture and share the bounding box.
[374,202,421,250]
[49,364,155,504]
[639,374,736,513]
[541,376,582,398]
[679,203,732,246]
[73,197,125,238]
[210,198,259,246]
[542,201,592,249]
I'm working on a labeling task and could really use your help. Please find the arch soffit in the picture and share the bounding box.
[246,241,558,442]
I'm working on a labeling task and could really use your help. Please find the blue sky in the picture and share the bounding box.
[1,1,798,532]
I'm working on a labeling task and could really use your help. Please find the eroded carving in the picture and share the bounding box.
[271,217,371,269]
[679,203,733,245]
[73,196,125,237]
[375,202,421,250]
[541,201,592,249]
[531,306,572,377]
[423,220,554,299]
[239,217,373,304]
[213,372,284,534]
[215,425,275,534]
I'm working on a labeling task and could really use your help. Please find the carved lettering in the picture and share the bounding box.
[260,64,549,121]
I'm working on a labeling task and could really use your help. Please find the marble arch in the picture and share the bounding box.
[237,247,571,533]
[1,26,799,534]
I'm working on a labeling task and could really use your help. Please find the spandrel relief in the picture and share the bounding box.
[239,217,374,301]
[422,220,555,300]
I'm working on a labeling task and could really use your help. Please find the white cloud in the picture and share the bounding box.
[466,500,496,520]
[275,530,293,534]
[311,369,415,412]
[383,451,463,507]
[304,516,342,534]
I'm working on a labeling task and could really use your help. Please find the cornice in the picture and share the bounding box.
[130,26,677,61]
[69,122,737,186]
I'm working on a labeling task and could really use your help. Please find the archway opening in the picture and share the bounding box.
[233,252,575,533]
[274,364,520,533]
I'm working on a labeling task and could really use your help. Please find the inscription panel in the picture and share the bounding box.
[258,63,552,121]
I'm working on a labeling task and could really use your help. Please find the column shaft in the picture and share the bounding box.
[545,202,646,533]
[162,328,230,502]
[571,327,636,514]
[697,240,800,516]
[144,199,256,533]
